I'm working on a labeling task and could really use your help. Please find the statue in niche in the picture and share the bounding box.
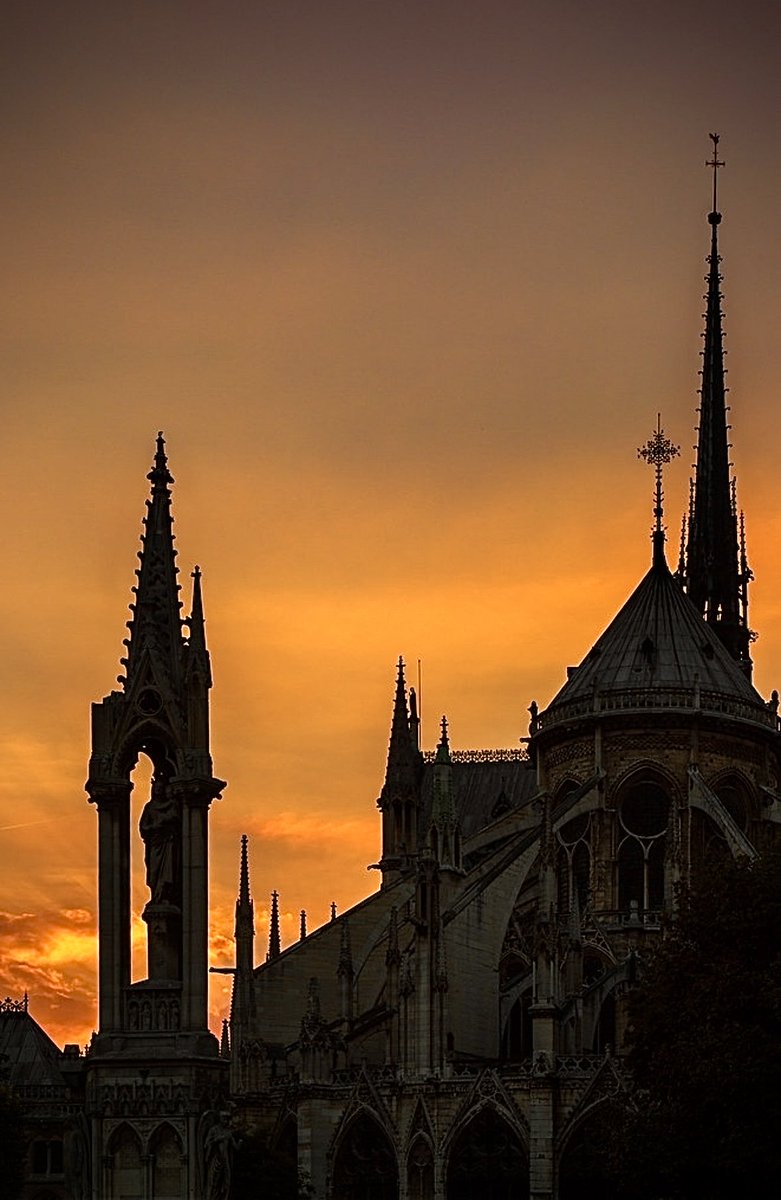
[200,1112,239,1200]
[139,778,179,905]
[64,1111,90,1200]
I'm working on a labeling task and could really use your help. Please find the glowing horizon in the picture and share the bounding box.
[2,2,781,1048]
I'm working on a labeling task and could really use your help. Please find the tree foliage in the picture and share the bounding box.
[229,1129,312,1200]
[610,844,781,1198]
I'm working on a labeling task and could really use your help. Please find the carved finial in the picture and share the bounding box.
[706,132,724,222]
[148,431,174,489]
[638,414,680,567]
[300,910,307,940]
[330,901,337,922]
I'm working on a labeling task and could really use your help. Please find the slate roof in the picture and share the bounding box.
[0,1006,65,1088]
[420,755,537,841]
[542,557,770,726]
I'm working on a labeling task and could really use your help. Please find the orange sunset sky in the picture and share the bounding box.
[2,1,781,1048]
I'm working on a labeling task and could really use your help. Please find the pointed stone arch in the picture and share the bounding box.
[443,1100,528,1200]
[557,1054,630,1160]
[330,1106,399,1200]
[612,764,677,914]
[149,1122,184,1200]
[557,1056,630,1199]
[405,1094,436,1148]
[406,1132,435,1200]
[107,1122,143,1200]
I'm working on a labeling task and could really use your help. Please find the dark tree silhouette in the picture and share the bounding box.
[609,845,781,1199]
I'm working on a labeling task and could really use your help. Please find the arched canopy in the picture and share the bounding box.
[446,1106,528,1200]
[108,1124,143,1200]
[150,1123,184,1200]
[558,1100,624,1200]
[331,1109,398,1200]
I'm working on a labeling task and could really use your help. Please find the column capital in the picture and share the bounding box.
[169,776,226,807]
[86,777,132,808]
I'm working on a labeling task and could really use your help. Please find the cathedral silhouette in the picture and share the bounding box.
[3,136,779,1199]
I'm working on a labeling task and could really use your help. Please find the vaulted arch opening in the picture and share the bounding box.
[126,736,182,985]
[558,1103,623,1199]
[108,1124,143,1200]
[150,1123,184,1200]
[331,1111,398,1200]
[445,1108,528,1200]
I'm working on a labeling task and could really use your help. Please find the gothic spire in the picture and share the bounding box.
[121,432,184,690]
[233,835,255,1036]
[378,658,422,805]
[267,890,281,962]
[184,565,212,686]
[430,716,461,871]
[684,135,752,673]
[235,834,254,942]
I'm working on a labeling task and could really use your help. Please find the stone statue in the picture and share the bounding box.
[202,1113,238,1200]
[64,1111,90,1200]
[139,780,179,904]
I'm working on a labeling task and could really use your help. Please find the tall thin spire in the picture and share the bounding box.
[120,432,184,689]
[184,565,212,683]
[233,834,255,1032]
[684,134,752,673]
[267,890,281,961]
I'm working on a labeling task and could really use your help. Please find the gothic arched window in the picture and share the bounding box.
[616,780,669,914]
[446,1107,528,1200]
[109,1125,143,1200]
[557,813,591,915]
[150,1124,183,1200]
[331,1111,398,1200]
[406,1136,434,1200]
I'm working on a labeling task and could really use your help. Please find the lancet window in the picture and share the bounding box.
[616,779,669,913]
[556,813,591,915]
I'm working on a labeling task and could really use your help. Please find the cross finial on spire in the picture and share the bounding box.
[638,415,680,567]
[706,132,724,223]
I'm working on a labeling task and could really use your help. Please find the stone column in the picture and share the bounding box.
[529,1067,556,1200]
[177,783,211,1031]
[89,782,131,1033]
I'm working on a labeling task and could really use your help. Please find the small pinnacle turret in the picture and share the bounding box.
[235,835,254,951]
[430,716,461,872]
[232,835,255,1067]
[267,890,281,961]
[377,658,424,885]
[185,565,212,686]
[684,135,753,674]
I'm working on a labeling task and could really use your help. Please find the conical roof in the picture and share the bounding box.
[540,556,770,732]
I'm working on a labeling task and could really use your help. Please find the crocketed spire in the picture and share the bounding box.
[121,433,184,690]
[684,134,752,675]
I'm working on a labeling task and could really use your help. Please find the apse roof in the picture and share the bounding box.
[542,556,769,726]
[0,1004,65,1088]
